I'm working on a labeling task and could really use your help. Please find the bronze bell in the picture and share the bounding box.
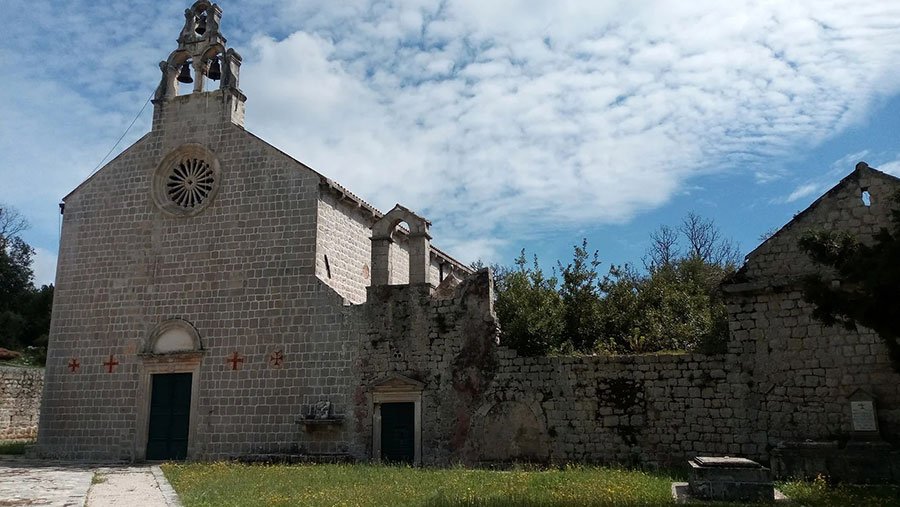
[207,56,222,81]
[176,61,193,84]
[195,15,207,35]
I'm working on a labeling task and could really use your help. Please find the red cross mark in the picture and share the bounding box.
[227,351,244,371]
[269,350,284,368]
[103,354,119,373]
[67,358,80,373]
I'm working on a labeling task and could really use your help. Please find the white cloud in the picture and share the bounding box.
[786,183,823,203]
[780,149,872,204]
[237,0,900,248]
[4,0,900,266]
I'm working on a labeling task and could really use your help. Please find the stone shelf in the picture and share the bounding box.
[296,417,344,431]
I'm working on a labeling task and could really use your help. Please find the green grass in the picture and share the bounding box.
[161,463,899,507]
[779,476,900,507]
[0,440,31,455]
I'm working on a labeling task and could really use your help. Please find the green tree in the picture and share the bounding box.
[0,205,53,362]
[494,250,564,355]
[558,239,603,352]
[491,213,737,356]
[798,190,900,372]
[598,214,736,354]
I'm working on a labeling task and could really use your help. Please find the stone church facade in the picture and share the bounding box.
[36,1,469,461]
[37,2,899,476]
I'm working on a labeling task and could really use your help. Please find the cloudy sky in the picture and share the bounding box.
[3,1,900,286]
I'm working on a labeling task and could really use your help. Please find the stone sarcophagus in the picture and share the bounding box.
[688,456,774,503]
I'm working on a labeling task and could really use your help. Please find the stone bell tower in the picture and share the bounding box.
[151,1,246,129]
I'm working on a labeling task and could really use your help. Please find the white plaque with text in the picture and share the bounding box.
[850,400,877,432]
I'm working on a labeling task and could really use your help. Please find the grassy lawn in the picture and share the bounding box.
[162,463,899,507]
[0,440,31,455]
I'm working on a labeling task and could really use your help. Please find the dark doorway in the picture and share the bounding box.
[146,372,192,460]
[380,402,415,464]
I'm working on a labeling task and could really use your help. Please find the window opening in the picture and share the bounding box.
[324,255,332,278]
[861,189,871,207]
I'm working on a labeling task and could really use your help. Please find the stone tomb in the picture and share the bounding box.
[770,389,899,483]
[680,457,775,503]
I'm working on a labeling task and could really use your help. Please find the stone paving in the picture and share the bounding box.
[0,458,180,507]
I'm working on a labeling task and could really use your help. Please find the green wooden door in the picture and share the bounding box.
[380,402,415,464]
[146,373,192,460]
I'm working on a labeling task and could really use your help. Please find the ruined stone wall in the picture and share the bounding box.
[725,165,900,451]
[0,366,43,441]
[353,272,759,466]
[315,192,464,304]
[741,165,896,281]
[727,289,900,449]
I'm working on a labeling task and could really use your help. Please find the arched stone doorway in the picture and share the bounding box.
[135,318,204,461]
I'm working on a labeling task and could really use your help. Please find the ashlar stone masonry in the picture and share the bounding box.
[37,2,900,477]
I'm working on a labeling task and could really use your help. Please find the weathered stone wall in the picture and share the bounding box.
[0,366,43,441]
[726,290,900,448]
[741,164,896,281]
[352,272,760,467]
[315,186,469,304]
[723,165,900,451]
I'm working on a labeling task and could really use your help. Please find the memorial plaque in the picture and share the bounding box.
[850,400,877,432]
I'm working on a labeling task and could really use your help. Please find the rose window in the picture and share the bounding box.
[167,158,215,209]
[152,144,221,217]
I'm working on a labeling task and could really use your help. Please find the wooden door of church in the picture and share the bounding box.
[380,402,415,464]
[146,373,192,460]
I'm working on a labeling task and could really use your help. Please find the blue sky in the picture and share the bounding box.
[3,1,900,286]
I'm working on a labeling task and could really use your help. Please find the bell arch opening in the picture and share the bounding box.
[370,205,432,286]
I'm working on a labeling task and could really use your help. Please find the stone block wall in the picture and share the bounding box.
[315,187,468,304]
[0,366,43,440]
[316,190,377,304]
[38,90,360,460]
[473,350,758,466]
[352,271,760,467]
[741,164,895,281]
[725,164,900,453]
[726,288,900,448]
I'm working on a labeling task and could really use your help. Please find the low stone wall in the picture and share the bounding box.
[0,366,43,440]
[353,273,760,467]
[475,349,757,467]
